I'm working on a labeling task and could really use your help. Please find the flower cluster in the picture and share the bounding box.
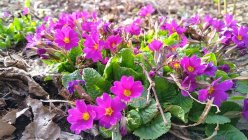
[67,76,143,134]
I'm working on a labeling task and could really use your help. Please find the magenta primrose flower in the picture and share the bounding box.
[125,18,142,36]
[161,20,186,35]
[83,32,104,62]
[139,4,155,17]
[148,39,163,51]
[180,55,205,76]
[22,7,29,15]
[198,78,233,106]
[242,99,248,121]
[95,93,126,129]
[181,76,197,96]
[67,100,96,134]
[54,26,79,50]
[110,76,144,102]
[203,62,217,77]
[105,35,122,51]
[232,26,248,49]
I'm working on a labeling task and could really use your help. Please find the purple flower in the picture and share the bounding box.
[148,39,163,51]
[232,26,248,49]
[198,78,233,106]
[203,62,217,77]
[67,100,96,134]
[54,26,79,50]
[1,11,11,19]
[188,15,201,25]
[36,48,48,59]
[139,4,155,17]
[125,19,142,36]
[22,7,29,15]
[67,80,85,94]
[25,34,41,48]
[83,32,104,62]
[105,35,122,51]
[212,19,224,32]
[180,55,205,76]
[181,76,197,96]
[110,76,144,102]
[203,14,214,28]
[224,14,237,28]
[219,64,230,73]
[95,93,126,129]
[161,20,186,35]
[242,99,248,121]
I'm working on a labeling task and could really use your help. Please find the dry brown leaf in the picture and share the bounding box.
[0,67,48,97]
[1,110,17,124]
[21,98,60,140]
[0,120,16,139]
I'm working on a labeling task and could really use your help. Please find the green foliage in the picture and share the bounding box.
[205,114,231,124]
[82,68,111,99]
[61,70,82,87]
[205,124,247,140]
[0,14,37,49]
[235,80,248,94]
[99,127,112,138]
[138,100,158,124]
[129,90,148,109]
[164,104,187,123]
[163,32,179,46]
[154,76,178,102]
[202,52,217,65]
[133,113,171,140]
[169,94,193,113]
[127,110,142,130]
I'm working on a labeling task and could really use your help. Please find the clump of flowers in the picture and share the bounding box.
[27,8,248,139]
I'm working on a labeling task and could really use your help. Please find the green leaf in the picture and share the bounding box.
[154,76,178,102]
[68,45,82,64]
[13,17,22,31]
[118,48,135,68]
[129,90,148,109]
[127,110,142,130]
[205,124,247,140]
[219,101,241,124]
[133,113,171,140]
[164,104,187,123]
[215,70,229,80]
[163,32,179,46]
[83,68,111,99]
[25,0,31,8]
[202,52,217,65]
[205,115,231,124]
[169,94,193,113]
[235,80,248,94]
[61,70,82,87]
[138,100,158,124]
[229,96,245,100]
[99,127,112,138]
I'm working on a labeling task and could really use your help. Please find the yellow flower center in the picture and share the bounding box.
[173,62,180,69]
[63,37,70,44]
[105,107,114,116]
[123,89,131,97]
[208,86,215,94]
[187,66,194,72]
[111,42,116,48]
[237,35,243,41]
[82,112,90,121]
[93,44,98,50]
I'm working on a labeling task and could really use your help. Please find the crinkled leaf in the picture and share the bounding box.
[129,90,148,109]
[205,124,247,140]
[205,115,231,124]
[215,70,229,80]
[127,110,142,130]
[99,127,112,138]
[154,76,177,102]
[164,104,187,123]
[133,113,171,140]
[169,94,193,113]
[163,32,179,46]
[235,80,248,94]
[138,100,158,124]
[83,68,111,99]
[68,45,82,64]
[61,70,82,87]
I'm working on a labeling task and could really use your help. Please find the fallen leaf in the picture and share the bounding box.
[0,120,16,139]
[1,110,17,124]
[21,98,61,140]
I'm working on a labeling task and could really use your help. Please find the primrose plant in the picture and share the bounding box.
[27,4,248,140]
